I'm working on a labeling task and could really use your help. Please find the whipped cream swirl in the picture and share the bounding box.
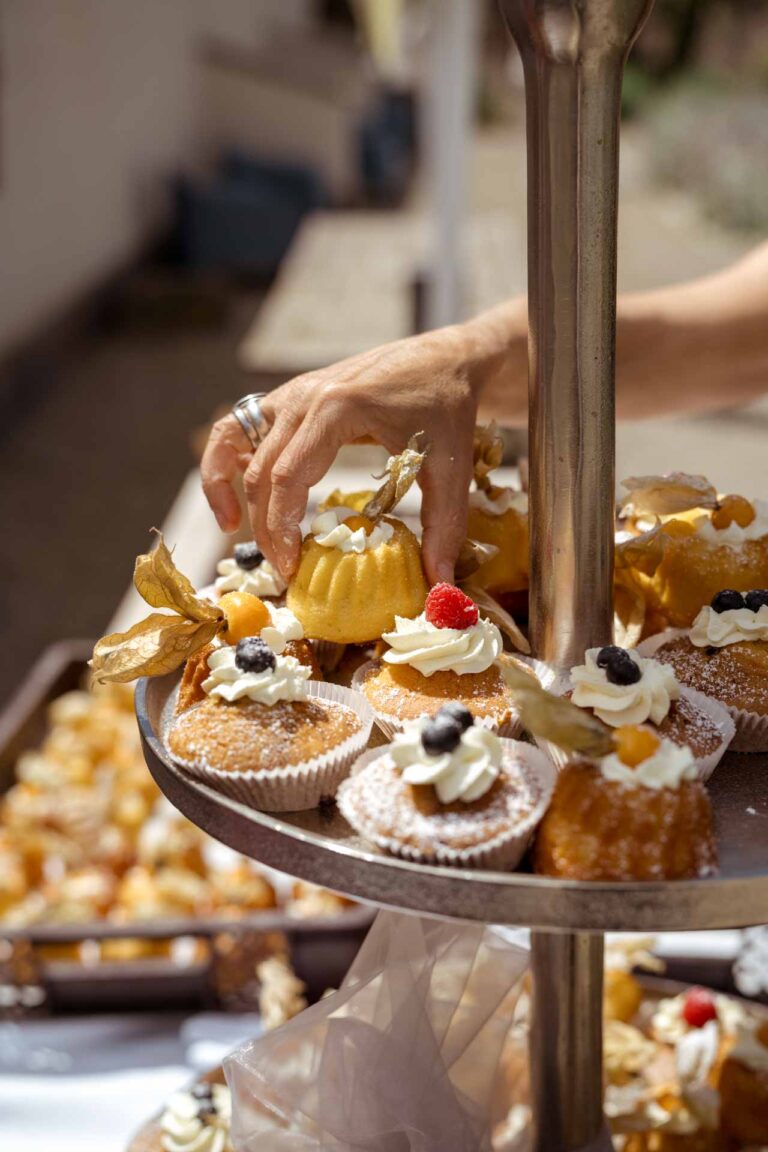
[690,604,768,648]
[599,738,696,791]
[261,602,304,654]
[694,498,768,545]
[390,718,501,803]
[571,648,680,727]
[160,1085,232,1152]
[202,648,309,705]
[382,613,502,676]
[651,992,746,1044]
[311,507,394,553]
[469,488,528,517]
[729,1020,768,1072]
[215,556,285,598]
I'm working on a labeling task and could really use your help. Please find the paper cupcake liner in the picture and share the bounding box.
[638,629,768,754]
[170,681,375,812]
[337,741,556,871]
[350,659,522,741]
[310,639,349,674]
[529,647,736,777]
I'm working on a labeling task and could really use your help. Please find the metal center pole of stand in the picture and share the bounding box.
[498,2,654,1149]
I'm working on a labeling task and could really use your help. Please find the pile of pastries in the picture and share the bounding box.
[0,680,353,963]
[91,443,768,883]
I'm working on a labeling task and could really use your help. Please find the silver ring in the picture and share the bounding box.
[232,392,270,451]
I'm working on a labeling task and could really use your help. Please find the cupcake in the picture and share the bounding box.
[167,637,372,811]
[565,645,733,780]
[465,423,529,606]
[337,705,553,869]
[533,726,718,881]
[214,541,286,600]
[287,439,429,644]
[616,472,768,637]
[643,589,768,752]
[354,583,518,736]
[717,1019,768,1146]
[160,1082,233,1152]
[177,593,320,713]
[650,986,747,1047]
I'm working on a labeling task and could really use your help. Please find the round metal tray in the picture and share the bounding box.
[137,673,768,933]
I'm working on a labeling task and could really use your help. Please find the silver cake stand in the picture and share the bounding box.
[137,3,768,1149]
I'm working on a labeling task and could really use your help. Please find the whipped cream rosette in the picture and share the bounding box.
[338,707,554,869]
[352,584,522,739]
[160,1084,233,1152]
[533,644,735,779]
[214,541,286,599]
[640,589,768,753]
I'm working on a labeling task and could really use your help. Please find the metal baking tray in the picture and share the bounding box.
[0,641,373,1011]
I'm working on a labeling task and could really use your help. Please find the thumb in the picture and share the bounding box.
[419,445,472,585]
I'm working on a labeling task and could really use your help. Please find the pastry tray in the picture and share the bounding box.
[0,642,372,1011]
[137,669,768,934]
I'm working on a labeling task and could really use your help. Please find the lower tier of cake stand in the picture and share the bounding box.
[136,672,768,1151]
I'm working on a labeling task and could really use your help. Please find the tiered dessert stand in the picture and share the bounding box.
[136,3,768,1148]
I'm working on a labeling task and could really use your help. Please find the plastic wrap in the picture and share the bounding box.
[226,910,530,1151]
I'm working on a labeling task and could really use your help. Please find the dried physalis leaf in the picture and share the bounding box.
[473,422,504,491]
[614,573,647,650]
[499,659,614,757]
[362,433,429,522]
[463,582,530,655]
[134,531,222,624]
[615,524,666,577]
[619,472,718,519]
[454,538,499,582]
[91,614,220,685]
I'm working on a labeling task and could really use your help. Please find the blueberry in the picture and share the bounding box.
[421,716,462,756]
[234,542,264,571]
[745,590,768,613]
[436,702,474,732]
[596,646,625,670]
[234,637,276,674]
[191,1084,214,1101]
[711,590,746,614]
[603,649,641,686]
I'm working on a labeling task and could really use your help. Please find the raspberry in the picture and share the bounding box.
[424,584,479,630]
[681,987,718,1029]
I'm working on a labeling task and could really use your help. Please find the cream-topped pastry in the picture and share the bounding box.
[468,488,528,517]
[382,613,502,677]
[694,498,768,545]
[202,644,310,705]
[690,602,768,648]
[390,714,501,803]
[571,647,679,727]
[651,989,746,1044]
[599,737,696,791]
[728,1020,768,1072]
[160,1084,232,1152]
[215,542,286,598]
[260,602,304,654]
[310,506,394,553]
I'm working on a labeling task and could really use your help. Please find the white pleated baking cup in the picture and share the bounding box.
[337,741,555,870]
[310,639,349,674]
[170,681,375,812]
[527,651,735,779]
[350,659,522,741]
[638,629,768,755]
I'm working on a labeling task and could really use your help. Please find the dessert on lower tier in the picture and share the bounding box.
[615,472,768,638]
[465,424,529,602]
[337,706,553,868]
[287,439,429,643]
[533,727,718,881]
[167,639,372,811]
[565,645,733,779]
[160,1082,233,1152]
[718,1019,768,1146]
[643,590,768,752]
[353,584,518,735]
[214,541,286,600]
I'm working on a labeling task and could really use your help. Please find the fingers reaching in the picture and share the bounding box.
[200,416,250,532]
[419,442,473,585]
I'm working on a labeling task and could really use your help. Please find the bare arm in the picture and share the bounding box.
[201,243,768,580]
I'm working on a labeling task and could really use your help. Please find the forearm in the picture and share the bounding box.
[453,242,768,424]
